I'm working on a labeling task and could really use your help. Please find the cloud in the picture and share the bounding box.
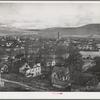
[0,3,100,29]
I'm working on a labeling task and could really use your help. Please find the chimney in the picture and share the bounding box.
[58,32,59,40]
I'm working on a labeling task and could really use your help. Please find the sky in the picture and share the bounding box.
[0,2,100,29]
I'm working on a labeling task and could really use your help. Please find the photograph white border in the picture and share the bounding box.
[0,1,100,99]
[0,92,100,99]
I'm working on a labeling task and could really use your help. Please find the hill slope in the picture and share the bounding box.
[0,26,25,36]
[0,24,100,38]
[37,24,100,38]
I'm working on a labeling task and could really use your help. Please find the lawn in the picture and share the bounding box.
[1,73,52,91]
[1,73,69,91]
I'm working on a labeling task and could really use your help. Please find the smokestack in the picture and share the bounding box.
[58,32,59,39]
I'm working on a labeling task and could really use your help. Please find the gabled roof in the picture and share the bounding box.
[62,53,69,59]
[52,66,69,78]
[12,60,28,68]
[28,62,41,68]
[0,61,10,69]
[28,62,34,68]
[86,77,98,86]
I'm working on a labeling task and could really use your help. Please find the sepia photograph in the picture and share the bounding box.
[0,1,100,95]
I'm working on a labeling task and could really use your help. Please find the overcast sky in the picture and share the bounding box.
[0,3,100,29]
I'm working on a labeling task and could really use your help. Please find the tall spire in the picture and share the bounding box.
[58,32,59,40]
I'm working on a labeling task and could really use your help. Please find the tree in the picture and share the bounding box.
[0,47,5,60]
[54,44,67,56]
[54,44,68,66]
[24,40,29,59]
[87,57,100,81]
[65,41,84,84]
[11,60,20,74]
[88,57,100,73]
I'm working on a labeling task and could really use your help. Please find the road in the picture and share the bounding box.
[1,78,47,91]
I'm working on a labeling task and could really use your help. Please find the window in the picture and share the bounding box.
[62,77,65,81]
[32,73,34,76]
[38,67,39,70]
[36,68,38,71]
[36,73,38,75]
[53,73,56,78]
[32,69,34,72]
[26,64,28,68]
[38,72,40,75]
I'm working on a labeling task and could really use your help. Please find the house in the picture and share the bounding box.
[80,51,100,59]
[46,62,51,67]
[6,42,13,47]
[46,59,56,67]
[72,73,98,91]
[19,63,31,75]
[26,63,42,77]
[51,66,71,88]
[86,77,98,90]
[82,61,96,72]
[51,59,56,66]
[62,53,69,59]
[2,55,9,61]
[96,44,100,49]
[15,53,24,60]
[0,61,9,73]
[94,82,100,91]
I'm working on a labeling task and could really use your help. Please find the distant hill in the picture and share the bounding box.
[0,25,37,36]
[0,26,24,36]
[0,24,100,38]
[36,24,100,38]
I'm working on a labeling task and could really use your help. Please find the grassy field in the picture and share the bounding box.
[1,73,71,91]
[1,73,52,91]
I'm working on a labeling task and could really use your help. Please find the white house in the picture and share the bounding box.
[80,51,100,59]
[26,63,42,77]
[51,59,56,66]
[6,42,12,47]
[51,66,70,88]
[0,62,9,73]
[19,63,31,75]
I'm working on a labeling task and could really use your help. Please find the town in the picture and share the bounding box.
[0,32,100,91]
[0,33,71,91]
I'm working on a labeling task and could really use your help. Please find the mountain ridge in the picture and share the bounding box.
[0,24,100,38]
[36,24,100,38]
